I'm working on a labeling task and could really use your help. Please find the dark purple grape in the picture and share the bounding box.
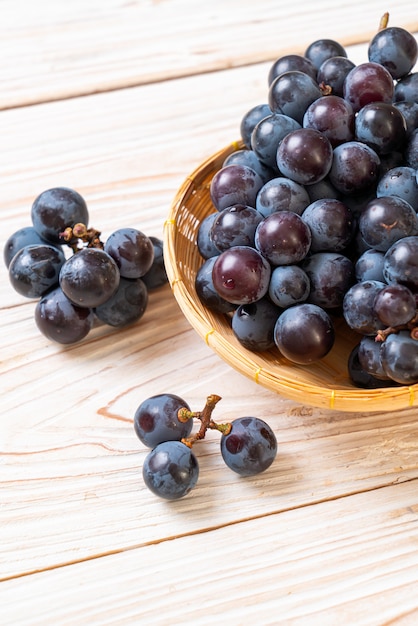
[394,72,418,104]
[383,236,418,291]
[94,277,148,327]
[276,128,333,185]
[195,257,236,314]
[301,198,354,252]
[343,62,394,113]
[240,103,272,148]
[3,226,60,268]
[357,336,391,380]
[268,71,322,124]
[368,26,418,79]
[254,211,311,265]
[348,344,399,389]
[343,280,386,335]
[211,246,271,305]
[274,303,335,364]
[303,95,355,147]
[59,248,120,308]
[268,265,310,308]
[316,56,356,97]
[302,252,354,309]
[8,244,66,298]
[231,298,281,351]
[328,141,380,195]
[134,393,192,448]
[250,113,301,169]
[210,164,264,211]
[355,102,407,154]
[104,228,154,279]
[355,249,385,282]
[197,212,220,259]
[31,187,89,244]
[304,38,347,70]
[142,441,199,500]
[220,417,277,476]
[268,54,317,85]
[359,196,418,252]
[306,177,341,202]
[393,101,418,138]
[255,177,310,218]
[34,286,94,344]
[380,331,418,385]
[374,283,416,327]
[210,204,263,251]
[141,236,168,290]
[405,128,418,170]
[223,149,274,183]
[377,166,418,211]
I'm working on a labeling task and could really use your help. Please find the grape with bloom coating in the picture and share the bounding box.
[220,417,277,476]
[359,196,418,252]
[31,187,89,244]
[104,228,154,279]
[9,244,65,298]
[380,331,418,385]
[276,128,333,185]
[255,211,311,266]
[142,441,199,500]
[35,286,94,344]
[343,62,394,113]
[210,164,264,211]
[134,393,193,448]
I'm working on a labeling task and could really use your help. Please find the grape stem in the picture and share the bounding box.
[178,394,232,447]
[378,12,389,31]
[60,223,104,253]
[375,311,418,342]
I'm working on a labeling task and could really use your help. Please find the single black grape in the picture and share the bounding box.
[343,280,386,336]
[8,244,66,298]
[3,226,60,268]
[303,95,355,147]
[316,56,356,98]
[348,344,399,389]
[383,236,418,291]
[220,417,277,476]
[31,187,89,244]
[274,303,335,364]
[343,62,394,113]
[255,177,310,218]
[142,441,199,500]
[134,393,193,449]
[328,141,380,195]
[376,166,418,211]
[357,336,391,380]
[223,149,274,183]
[104,228,154,279]
[195,257,236,314]
[368,26,418,79]
[251,113,301,168]
[304,38,347,70]
[94,277,148,327]
[359,196,418,252]
[255,211,311,266]
[301,198,354,252]
[302,252,354,309]
[355,102,407,155]
[355,249,385,283]
[268,70,322,124]
[211,246,271,305]
[197,212,220,259]
[268,265,310,308]
[210,164,264,211]
[210,204,263,252]
[276,128,333,186]
[374,283,416,327]
[34,286,94,344]
[268,53,317,85]
[231,298,281,352]
[59,248,120,308]
[380,331,418,385]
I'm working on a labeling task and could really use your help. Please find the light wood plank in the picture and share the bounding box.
[1,481,418,625]
[1,0,417,108]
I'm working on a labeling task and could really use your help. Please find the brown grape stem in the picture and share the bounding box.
[178,394,232,448]
[375,311,418,342]
[59,223,104,252]
[378,12,389,31]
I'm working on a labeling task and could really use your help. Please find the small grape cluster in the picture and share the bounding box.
[133,393,277,500]
[195,14,418,388]
[4,187,167,344]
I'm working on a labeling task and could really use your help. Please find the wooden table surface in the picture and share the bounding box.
[1,1,418,624]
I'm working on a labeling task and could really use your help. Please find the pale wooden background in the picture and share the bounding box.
[1,1,418,624]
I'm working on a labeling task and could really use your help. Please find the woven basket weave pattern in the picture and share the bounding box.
[164,143,418,412]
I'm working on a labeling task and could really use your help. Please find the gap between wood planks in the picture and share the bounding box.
[2,474,417,583]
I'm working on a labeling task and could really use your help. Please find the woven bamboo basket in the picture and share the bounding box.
[164,142,418,413]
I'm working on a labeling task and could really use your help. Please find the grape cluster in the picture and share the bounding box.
[4,187,167,344]
[134,393,277,500]
[195,15,418,386]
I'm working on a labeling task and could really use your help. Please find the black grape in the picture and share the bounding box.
[31,187,89,244]
[220,417,277,476]
[142,441,199,500]
[141,236,168,290]
[276,128,333,185]
[231,298,281,351]
[94,277,148,327]
[255,177,310,218]
[211,246,271,305]
[35,286,94,344]
[304,38,347,70]
[8,244,66,298]
[104,227,154,279]
[301,198,354,252]
[4,226,60,268]
[59,248,120,308]
[255,211,311,265]
[195,256,236,314]
[343,62,394,113]
[380,331,418,385]
[210,164,264,211]
[368,26,418,79]
[210,204,263,252]
[303,95,355,147]
[268,70,322,124]
[359,196,418,252]
[302,252,354,309]
[134,393,193,449]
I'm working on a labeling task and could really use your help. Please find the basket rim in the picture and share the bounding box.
[164,142,418,413]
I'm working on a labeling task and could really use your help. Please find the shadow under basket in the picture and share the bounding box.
[164,141,418,413]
